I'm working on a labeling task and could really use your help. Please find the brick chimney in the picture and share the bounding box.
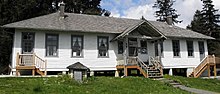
[166,16,173,25]
[59,1,65,18]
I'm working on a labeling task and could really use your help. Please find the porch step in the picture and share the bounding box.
[148,68,163,78]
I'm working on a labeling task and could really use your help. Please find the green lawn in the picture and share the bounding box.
[0,75,188,94]
[165,75,220,93]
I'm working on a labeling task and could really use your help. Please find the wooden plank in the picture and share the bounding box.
[16,66,35,69]
[45,60,47,76]
[125,66,128,76]
[32,53,35,66]
[32,69,35,76]
[208,64,210,78]
[16,52,19,66]
[116,65,124,69]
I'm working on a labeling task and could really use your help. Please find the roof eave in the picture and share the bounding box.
[1,26,122,34]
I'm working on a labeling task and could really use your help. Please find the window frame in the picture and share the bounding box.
[172,40,180,57]
[160,42,164,57]
[140,40,148,54]
[186,40,194,57]
[118,40,123,54]
[198,41,205,55]
[97,36,109,58]
[21,32,35,54]
[71,35,84,58]
[45,34,59,57]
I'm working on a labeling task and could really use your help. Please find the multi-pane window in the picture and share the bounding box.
[98,36,109,57]
[72,35,83,57]
[198,41,205,55]
[46,34,58,56]
[140,40,147,54]
[22,32,35,53]
[155,42,163,56]
[118,41,123,54]
[172,40,180,57]
[186,41,194,57]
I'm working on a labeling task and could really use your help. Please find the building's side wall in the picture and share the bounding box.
[12,29,119,72]
[161,38,208,76]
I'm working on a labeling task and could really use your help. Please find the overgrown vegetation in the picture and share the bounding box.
[165,75,220,93]
[0,76,188,94]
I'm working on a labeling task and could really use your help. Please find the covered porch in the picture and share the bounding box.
[113,20,165,78]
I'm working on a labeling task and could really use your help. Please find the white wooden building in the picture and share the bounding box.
[2,4,215,77]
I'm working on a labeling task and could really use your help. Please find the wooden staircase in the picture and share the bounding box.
[190,55,217,78]
[116,56,163,78]
[15,52,47,76]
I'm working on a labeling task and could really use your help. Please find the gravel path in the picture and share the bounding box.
[157,78,219,94]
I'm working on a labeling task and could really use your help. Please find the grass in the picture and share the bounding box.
[0,75,188,94]
[165,75,220,93]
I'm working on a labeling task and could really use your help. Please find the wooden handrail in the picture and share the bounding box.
[193,55,215,78]
[136,57,148,77]
[149,56,163,74]
[16,52,47,74]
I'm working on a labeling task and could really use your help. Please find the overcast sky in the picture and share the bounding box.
[101,0,220,28]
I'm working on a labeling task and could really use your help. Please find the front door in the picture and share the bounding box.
[128,38,138,56]
[21,32,35,54]
[198,41,205,61]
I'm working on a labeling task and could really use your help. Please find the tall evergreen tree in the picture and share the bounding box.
[200,0,220,38]
[153,0,182,24]
[187,0,220,55]
[187,10,203,32]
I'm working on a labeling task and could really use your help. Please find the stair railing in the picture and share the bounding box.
[16,53,34,66]
[136,57,148,76]
[193,55,215,77]
[149,56,163,76]
[16,52,47,75]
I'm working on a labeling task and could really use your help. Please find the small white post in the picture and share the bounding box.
[169,68,173,76]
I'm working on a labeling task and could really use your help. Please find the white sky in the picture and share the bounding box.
[101,0,220,28]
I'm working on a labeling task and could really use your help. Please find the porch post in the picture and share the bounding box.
[123,36,128,76]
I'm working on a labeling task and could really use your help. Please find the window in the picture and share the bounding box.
[98,36,109,57]
[160,42,164,57]
[155,42,158,56]
[140,40,147,54]
[22,32,35,53]
[172,40,180,57]
[155,42,163,57]
[186,41,194,57]
[46,34,58,56]
[118,41,123,54]
[198,41,205,55]
[71,35,83,57]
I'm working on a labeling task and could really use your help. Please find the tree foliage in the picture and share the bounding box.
[0,0,109,74]
[187,0,220,55]
[153,0,182,24]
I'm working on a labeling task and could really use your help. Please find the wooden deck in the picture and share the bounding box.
[15,52,47,76]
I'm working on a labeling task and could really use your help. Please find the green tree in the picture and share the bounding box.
[153,0,182,24]
[187,0,220,55]
[187,10,203,32]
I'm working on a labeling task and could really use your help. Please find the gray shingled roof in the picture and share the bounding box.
[67,62,89,70]
[2,12,214,39]
[148,21,214,39]
[2,12,142,34]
